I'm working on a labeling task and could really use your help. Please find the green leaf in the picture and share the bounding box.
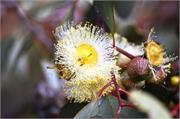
[74,95,146,119]
[115,1,136,19]
[95,1,114,31]
[1,38,15,75]
[129,90,172,119]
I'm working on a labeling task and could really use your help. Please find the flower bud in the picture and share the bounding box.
[171,76,179,86]
[127,57,150,82]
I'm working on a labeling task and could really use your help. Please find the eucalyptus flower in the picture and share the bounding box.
[145,28,178,81]
[53,22,120,102]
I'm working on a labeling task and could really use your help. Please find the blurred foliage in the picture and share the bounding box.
[1,0,179,118]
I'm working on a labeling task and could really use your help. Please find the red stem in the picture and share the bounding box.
[171,103,180,117]
[97,70,130,119]
[112,34,115,48]
[111,70,122,119]
[96,81,113,98]
[111,3,134,60]
[118,87,130,96]
[115,46,135,59]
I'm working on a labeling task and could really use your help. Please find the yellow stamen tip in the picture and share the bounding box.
[145,41,163,66]
[171,76,179,86]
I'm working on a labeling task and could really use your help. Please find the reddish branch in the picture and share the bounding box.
[97,70,133,119]
[96,81,113,98]
[111,3,135,60]
[118,87,129,96]
[111,70,122,119]
[115,46,136,59]
[171,103,180,117]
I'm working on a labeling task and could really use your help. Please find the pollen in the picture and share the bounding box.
[145,41,163,66]
[75,44,98,67]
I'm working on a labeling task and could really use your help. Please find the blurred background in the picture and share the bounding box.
[1,0,179,118]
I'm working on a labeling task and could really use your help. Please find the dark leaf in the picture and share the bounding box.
[74,95,146,119]
[94,1,114,32]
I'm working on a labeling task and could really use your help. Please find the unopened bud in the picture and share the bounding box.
[127,57,150,82]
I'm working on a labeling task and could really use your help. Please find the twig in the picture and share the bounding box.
[96,81,113,98]
[115,46,135,59]
[111,70,122,119]
[118,87,130,96]
[171,103,180,117]
[112,4,116,48]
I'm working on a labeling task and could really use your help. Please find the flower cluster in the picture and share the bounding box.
[53,23,177,102]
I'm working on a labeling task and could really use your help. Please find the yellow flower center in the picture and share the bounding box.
[145,41,163,66]
[75,44,98,67]
[171,76,179,86]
